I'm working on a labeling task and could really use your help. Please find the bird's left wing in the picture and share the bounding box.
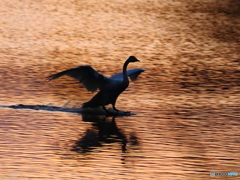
[46,65,109,92]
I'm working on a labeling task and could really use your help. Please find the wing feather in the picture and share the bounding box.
[46,65,108,92]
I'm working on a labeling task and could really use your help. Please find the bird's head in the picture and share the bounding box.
[127,56,140,63]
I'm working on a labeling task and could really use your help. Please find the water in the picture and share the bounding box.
[0,0,240,179]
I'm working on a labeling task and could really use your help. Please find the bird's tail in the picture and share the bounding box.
[82,101,98,108]
[82,92,104,108]
[82,102,89,108]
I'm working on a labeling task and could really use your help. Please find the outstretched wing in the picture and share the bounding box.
[110,68,147,81]
[46,65,109,92]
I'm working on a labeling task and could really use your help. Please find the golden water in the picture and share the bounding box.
[0,0,240,179]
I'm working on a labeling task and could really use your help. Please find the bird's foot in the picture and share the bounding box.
[105,111,119,117]
[115,110,130,114]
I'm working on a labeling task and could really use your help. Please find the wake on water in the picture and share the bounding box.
[0,104,136,116]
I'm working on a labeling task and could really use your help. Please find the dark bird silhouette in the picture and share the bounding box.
[46,56,145,114]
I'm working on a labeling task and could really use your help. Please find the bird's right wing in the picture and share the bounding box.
[46,65,109,92]
[110,68,147,81]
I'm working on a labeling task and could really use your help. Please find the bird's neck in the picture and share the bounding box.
[122,61,129,83]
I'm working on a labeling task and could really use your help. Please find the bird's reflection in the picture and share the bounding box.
[71,115,139,153]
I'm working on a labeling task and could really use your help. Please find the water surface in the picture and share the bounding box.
[0,0,240,179]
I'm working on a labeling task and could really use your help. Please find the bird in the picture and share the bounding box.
[46,56,146,114]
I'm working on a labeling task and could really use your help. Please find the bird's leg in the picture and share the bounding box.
[112,103,120,113]
[102,105,111,114]
[112,103,131,114]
